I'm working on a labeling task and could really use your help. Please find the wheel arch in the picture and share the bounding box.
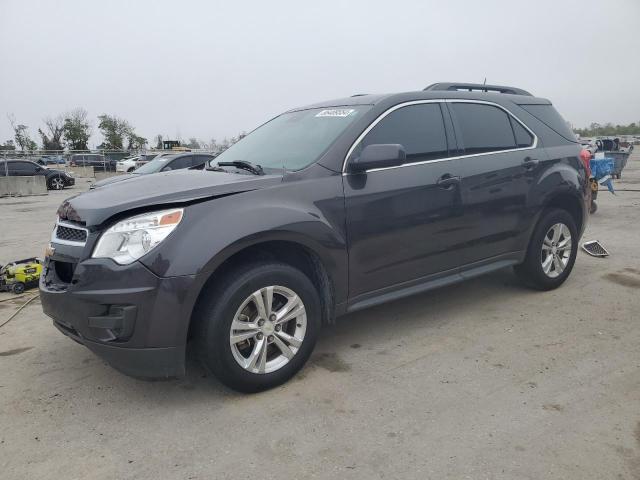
[186,238,337,344]
[542,191,585,235]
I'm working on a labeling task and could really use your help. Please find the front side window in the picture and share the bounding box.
[21,162,38,174]
[134,156,173,174]
[450,103,518,155]
[164,155,192,170]
[195,155,214,167]
[350,103,448,163]
[214,106,370,172]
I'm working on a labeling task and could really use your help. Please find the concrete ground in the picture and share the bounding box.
[1,154,639,480]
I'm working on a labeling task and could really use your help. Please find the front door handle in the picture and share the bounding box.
[522,157,539,170]
[436,174,461,189]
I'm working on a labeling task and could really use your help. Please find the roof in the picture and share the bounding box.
[290,83,550,111]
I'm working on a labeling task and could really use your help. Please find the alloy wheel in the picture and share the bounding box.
[51,177,64,190]
[540,222,572,278]
[229,285,307,374]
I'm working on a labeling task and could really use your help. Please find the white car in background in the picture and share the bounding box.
[115,156,139,173]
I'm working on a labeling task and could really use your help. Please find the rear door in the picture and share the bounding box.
[344,101,466,298]
[447,101,541,265]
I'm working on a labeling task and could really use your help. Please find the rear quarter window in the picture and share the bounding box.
[520,104,577,143]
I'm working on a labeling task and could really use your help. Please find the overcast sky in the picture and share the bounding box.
[1,0,639,148]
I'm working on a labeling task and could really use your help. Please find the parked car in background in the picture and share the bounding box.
[115,156,139,173]
[41,82,589,392]
[91,153,216,188]
[69,153,117,172]
[0,159,74,190]
[37,155,66,166]
[134,151,172,169]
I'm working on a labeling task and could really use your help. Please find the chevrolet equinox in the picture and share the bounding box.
[40,82,590,392]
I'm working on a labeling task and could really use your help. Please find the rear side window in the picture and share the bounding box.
[519,104,577,143]
[353,103,448,162]
[450,103,516,154]
[6,162,19,173]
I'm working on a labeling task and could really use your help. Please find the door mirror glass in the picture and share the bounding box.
[349,144,406,172]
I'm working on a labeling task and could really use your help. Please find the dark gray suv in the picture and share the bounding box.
[40,83,590,392]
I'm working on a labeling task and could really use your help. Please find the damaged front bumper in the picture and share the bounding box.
[39,240,195,379]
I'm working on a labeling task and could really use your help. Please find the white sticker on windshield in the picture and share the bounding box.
[315,109,356,118]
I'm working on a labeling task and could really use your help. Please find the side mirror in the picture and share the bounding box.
[349,144,406,173]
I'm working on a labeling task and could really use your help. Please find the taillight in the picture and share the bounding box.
[580,149,592,177]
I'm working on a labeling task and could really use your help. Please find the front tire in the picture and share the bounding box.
[195,262,321,393]
[514,208,578,291]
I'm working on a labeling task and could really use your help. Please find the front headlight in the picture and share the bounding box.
[92,208,183,265]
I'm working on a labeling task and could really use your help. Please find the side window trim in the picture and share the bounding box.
[342,99,538,174]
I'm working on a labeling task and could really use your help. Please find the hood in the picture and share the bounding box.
[91,173,138,188]
[58,168,282,226]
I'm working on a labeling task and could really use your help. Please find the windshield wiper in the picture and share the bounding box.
[217,160,264,176]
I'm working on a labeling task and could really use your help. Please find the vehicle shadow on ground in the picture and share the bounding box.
[56,266,539,403]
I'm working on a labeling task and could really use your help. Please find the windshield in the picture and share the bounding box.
[134,156,173,174]
[213,106,370,171]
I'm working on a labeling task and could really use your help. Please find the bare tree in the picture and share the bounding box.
[8,114,38,151]
[38,115,65,151]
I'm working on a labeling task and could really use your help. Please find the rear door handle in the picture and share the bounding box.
[436,175,461,189]
[522,157,539,170]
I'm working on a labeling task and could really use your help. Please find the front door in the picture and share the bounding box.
[343,102,465,299]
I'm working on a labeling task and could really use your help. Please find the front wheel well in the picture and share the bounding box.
[188,241,335,341]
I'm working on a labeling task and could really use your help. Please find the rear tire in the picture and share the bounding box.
[514,208,578,291]
[12,282,25,294]
[590,200,598,214]
[194,261,321,393]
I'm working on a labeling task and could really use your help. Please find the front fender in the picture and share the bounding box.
[140,175,348,302]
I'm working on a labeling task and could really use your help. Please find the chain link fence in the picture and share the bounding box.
[0,148,220,177]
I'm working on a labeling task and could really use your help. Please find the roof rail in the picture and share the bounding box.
[424,82,532,96]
